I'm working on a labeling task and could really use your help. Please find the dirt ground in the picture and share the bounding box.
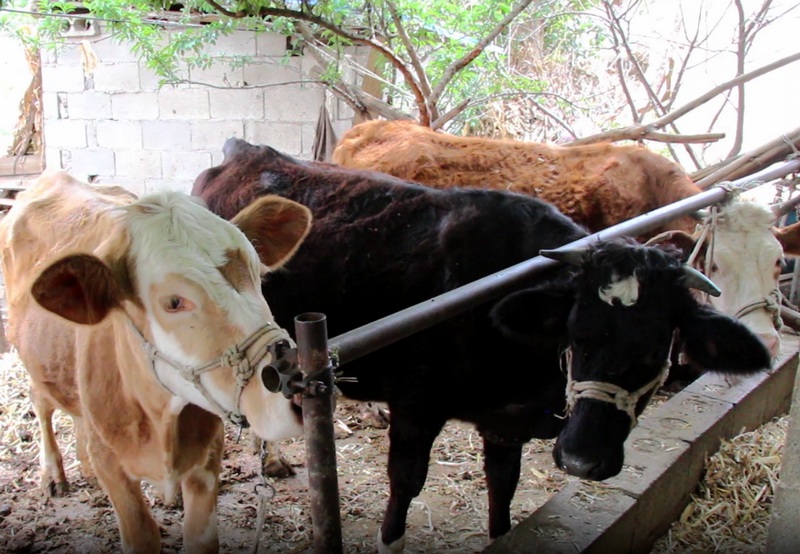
[0,349,571,554]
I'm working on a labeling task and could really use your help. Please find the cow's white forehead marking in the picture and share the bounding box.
[121,191,265,325]
[599,271,639,306]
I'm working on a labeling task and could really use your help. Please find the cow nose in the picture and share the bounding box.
[556,453,603,480]
[757,331,780,358]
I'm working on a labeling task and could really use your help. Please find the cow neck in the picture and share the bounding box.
[560,338,673,429]
[126,319,293,427]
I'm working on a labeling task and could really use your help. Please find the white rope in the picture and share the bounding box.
[561,343,672,429]
[132,320,294,426]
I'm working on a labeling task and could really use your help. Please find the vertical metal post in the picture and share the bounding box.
[295,312,342,554]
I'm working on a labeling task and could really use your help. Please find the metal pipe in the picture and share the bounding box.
[329,185,727,364]
[328,157,800,365]
[296,312,342,554]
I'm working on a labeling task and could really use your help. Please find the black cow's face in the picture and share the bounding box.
[553,247,686,480]
[491,240,772,482]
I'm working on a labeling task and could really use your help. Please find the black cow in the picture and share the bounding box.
[192,138,771,552]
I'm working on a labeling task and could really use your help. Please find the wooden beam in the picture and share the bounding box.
[0,155,43,176]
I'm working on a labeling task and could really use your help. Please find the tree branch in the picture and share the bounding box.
[428,0,535,109]
[386,1,433,120]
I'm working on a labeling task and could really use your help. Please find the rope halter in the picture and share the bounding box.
[735,288,784,331]
[561,343,672,429]
[131,320,294,427]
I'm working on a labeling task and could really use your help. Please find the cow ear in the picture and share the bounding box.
[491,288,572,345]
[679,304,772,373]
[232,195,313,269]
[32,254,123,325]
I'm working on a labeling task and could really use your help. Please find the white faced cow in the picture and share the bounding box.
[654,200,789,358]
[0,171,312,553]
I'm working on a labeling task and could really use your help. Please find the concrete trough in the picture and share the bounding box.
[483,333,800,554]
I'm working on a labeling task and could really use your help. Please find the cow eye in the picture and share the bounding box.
[162,296,186,313]
[710,263,719,273]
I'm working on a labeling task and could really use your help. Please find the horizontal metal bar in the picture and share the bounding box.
[328,186,730,365]
[326,157,800,365]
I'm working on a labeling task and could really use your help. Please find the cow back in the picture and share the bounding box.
[332,119,701,234]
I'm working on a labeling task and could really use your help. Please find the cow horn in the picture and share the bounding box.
[540,247,588,266]
[681,266,721,297]
[692,209,709,221]
[770,193,800,220]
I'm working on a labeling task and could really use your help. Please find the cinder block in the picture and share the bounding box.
[189,64,244,88]
[45,120,88,148]
[264,86,325,123]
[256,33,288,57]
[190,120,244,151]
[242,61,302,87]
[140,63,188,91]
[145,178,194,195]
[111,92,159,121]
[65,147,116,177]
[91,35,139,63]
[66,91,112,120]
[158,87,210,120]
[161,151,212,181]
[41,63,85,93]
[96,121,142,149]
[55,43,85,65]
[245,121,302,155]
[300,122,319,159]
[93,63,141,92]
[44,147,64,171]
[92,175,146,197]
[116,149,162,179]
[40,92,60,120]
[209,88,264,120]
[142,120,192,150]
[207,32,257,57]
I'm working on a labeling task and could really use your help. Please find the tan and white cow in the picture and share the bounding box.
[0,171,312,553]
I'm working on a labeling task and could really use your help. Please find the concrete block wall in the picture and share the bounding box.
[40,25,359,196]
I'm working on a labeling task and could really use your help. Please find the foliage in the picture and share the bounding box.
[0,0,605,130]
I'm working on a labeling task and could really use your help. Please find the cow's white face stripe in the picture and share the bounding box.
[599,272,639,306]
[117,192,298,437]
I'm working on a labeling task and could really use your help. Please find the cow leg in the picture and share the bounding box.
[181,463,221,553]
[88,435,160,553]
[29,385,68,496]
[483,439,523,539]
[379,414,445,553]
[72,415,97,486]
[251,436,296,478]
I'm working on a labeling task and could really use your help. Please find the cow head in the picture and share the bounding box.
[491,239,771,480]
[30,193,313,442]
[655,201,785,357]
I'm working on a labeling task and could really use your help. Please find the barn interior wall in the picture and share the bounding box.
[39,23,361,196]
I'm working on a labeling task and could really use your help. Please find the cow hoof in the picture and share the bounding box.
[46,480,69,497]
[262,457,296,479]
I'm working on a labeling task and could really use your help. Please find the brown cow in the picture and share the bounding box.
[0,171,312,553]
[331,118,702,235]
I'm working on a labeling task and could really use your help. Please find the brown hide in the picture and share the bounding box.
[0,172,227,552]
[332,119,702,235]
[775,220,800,257]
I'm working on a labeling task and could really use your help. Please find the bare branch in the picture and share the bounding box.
[693,126,800,188]
[386,1,434,120]
[650,51,800,129]
[727,0,747,158]
[568,126,725,146]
